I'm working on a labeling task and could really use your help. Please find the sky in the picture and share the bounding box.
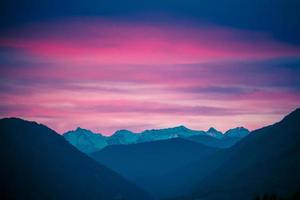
[0,0,300,135]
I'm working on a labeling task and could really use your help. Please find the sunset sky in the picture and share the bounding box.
[1,0,300,135]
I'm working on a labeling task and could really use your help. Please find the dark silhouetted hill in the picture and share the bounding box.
[0,118,152,200]
[90,138,219,199]
[113,109,300,200]
[182,108,300,200]
[185,134,241,148]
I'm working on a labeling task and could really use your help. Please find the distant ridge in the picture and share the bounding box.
[63,125,249,153]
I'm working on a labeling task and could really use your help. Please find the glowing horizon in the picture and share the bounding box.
[1,18,300,135]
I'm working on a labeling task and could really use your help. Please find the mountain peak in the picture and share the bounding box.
[231,126,248,131]
[66,127,97,136]
[109,129,139,145]
[174,125,189,131]
[75,127,88,131]
[206,127,223,138]
[63,127,107,153]
[113,129,135,135]
[224,127,250,138]
[207,127,218,132]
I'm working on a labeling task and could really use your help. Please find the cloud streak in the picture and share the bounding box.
[0,18,299,134]
[1,19,300,64]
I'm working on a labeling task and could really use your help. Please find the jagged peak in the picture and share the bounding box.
[63,127,103,136]
[173,125,189,130]
[207,127,219,132]
[113,129,135,135]
[74,127,94,133]
[76,127,88,131]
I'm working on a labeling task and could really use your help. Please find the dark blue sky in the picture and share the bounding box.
[1,0,300,45]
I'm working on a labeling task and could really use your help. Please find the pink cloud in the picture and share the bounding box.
[0,18,300,134]
[1,19,300,65]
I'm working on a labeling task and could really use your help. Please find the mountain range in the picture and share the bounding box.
[1,108,299,200]
[63,125,250,153]
[90,109,300,199]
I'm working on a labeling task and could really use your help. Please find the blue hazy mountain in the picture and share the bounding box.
[136,125,207,142]
[63,127,108,153]
[0,118,152,200]
[64,125,249,153]
[206,127,224,138]
[185,127,249,148]
[107,129,139,145]
[223,126,250,138]
[90,138,219,198]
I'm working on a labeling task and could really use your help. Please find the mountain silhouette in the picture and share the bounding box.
[3,108,298,200]
[186,134,242,148]
[90,138,219,199]
[0,118,152,200]
[180,108,300,200]
[89,109,300,199]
